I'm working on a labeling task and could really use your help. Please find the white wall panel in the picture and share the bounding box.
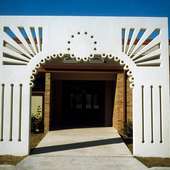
[0,16,169,157]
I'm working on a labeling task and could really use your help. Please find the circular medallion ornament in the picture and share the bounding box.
[67,31,98,61]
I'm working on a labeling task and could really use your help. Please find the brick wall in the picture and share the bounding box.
[43,72,133,133]
[126,78,132,123]
[112,72,132,133]
[44,73,51,132]
[112,73,125,132]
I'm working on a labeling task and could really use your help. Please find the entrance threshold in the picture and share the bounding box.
[31,127,131,156]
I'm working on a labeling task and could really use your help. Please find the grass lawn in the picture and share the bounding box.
[0,133,45,165]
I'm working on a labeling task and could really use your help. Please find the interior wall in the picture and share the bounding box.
[126,77,132,123]
[44,73,51,132]
[112,72,133,133]
[112,73,125,132]
[50,79,62,130]
[52,71,116,81]
[104,81,115,126]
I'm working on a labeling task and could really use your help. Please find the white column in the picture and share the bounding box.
[133,83,170,157]
[0,83,30,156]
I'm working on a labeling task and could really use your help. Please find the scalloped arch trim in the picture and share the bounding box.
[29,53,135,88]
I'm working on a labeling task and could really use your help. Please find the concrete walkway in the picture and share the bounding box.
[0,127,170,170]
[31,127,132,157]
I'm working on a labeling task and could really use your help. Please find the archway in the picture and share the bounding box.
[0,16,169,157]
[30,55,133,132]
[30,54,133,156]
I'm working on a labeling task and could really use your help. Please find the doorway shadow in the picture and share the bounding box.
[31,137,123,155]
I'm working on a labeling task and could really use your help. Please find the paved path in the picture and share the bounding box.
[0,127,170,170]
[31,127,131,157]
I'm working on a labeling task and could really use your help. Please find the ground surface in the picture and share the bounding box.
[122,137,170,168]
[0,133,45,165]
[0,127,170,170]
[137,157,170,168]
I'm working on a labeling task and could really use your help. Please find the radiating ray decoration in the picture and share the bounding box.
[122,28,161,67]
[2,26,43,65]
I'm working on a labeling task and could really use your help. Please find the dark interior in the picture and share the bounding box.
[61,81,105,128]
[50,78,115,130]
[31,67,117,131]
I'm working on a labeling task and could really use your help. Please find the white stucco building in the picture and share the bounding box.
[0,16,170,157]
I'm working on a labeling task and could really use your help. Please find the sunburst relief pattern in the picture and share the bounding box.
[2,26,43,65]
[122,28,161,67]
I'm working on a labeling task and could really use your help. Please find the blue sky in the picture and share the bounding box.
[0,0,170,36]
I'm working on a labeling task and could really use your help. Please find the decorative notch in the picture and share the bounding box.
[150,85,154,143]
[122,28,161,67]
[3,26,43,65]
[0,84,5,141]
[9,84,14,141]
[159,85,163,143]
[141,85,163,144]
[18,84,22,142]
[141,85,145,143]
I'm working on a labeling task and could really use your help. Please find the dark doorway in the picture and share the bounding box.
[50,73,115,130]
[61,81,105,128]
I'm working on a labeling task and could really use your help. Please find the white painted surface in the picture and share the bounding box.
[0,16,169,157]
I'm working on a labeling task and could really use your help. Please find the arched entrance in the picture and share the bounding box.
[31,55,132,133]
[0,16,170,157]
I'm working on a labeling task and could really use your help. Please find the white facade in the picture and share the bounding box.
[0,16,169,157]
